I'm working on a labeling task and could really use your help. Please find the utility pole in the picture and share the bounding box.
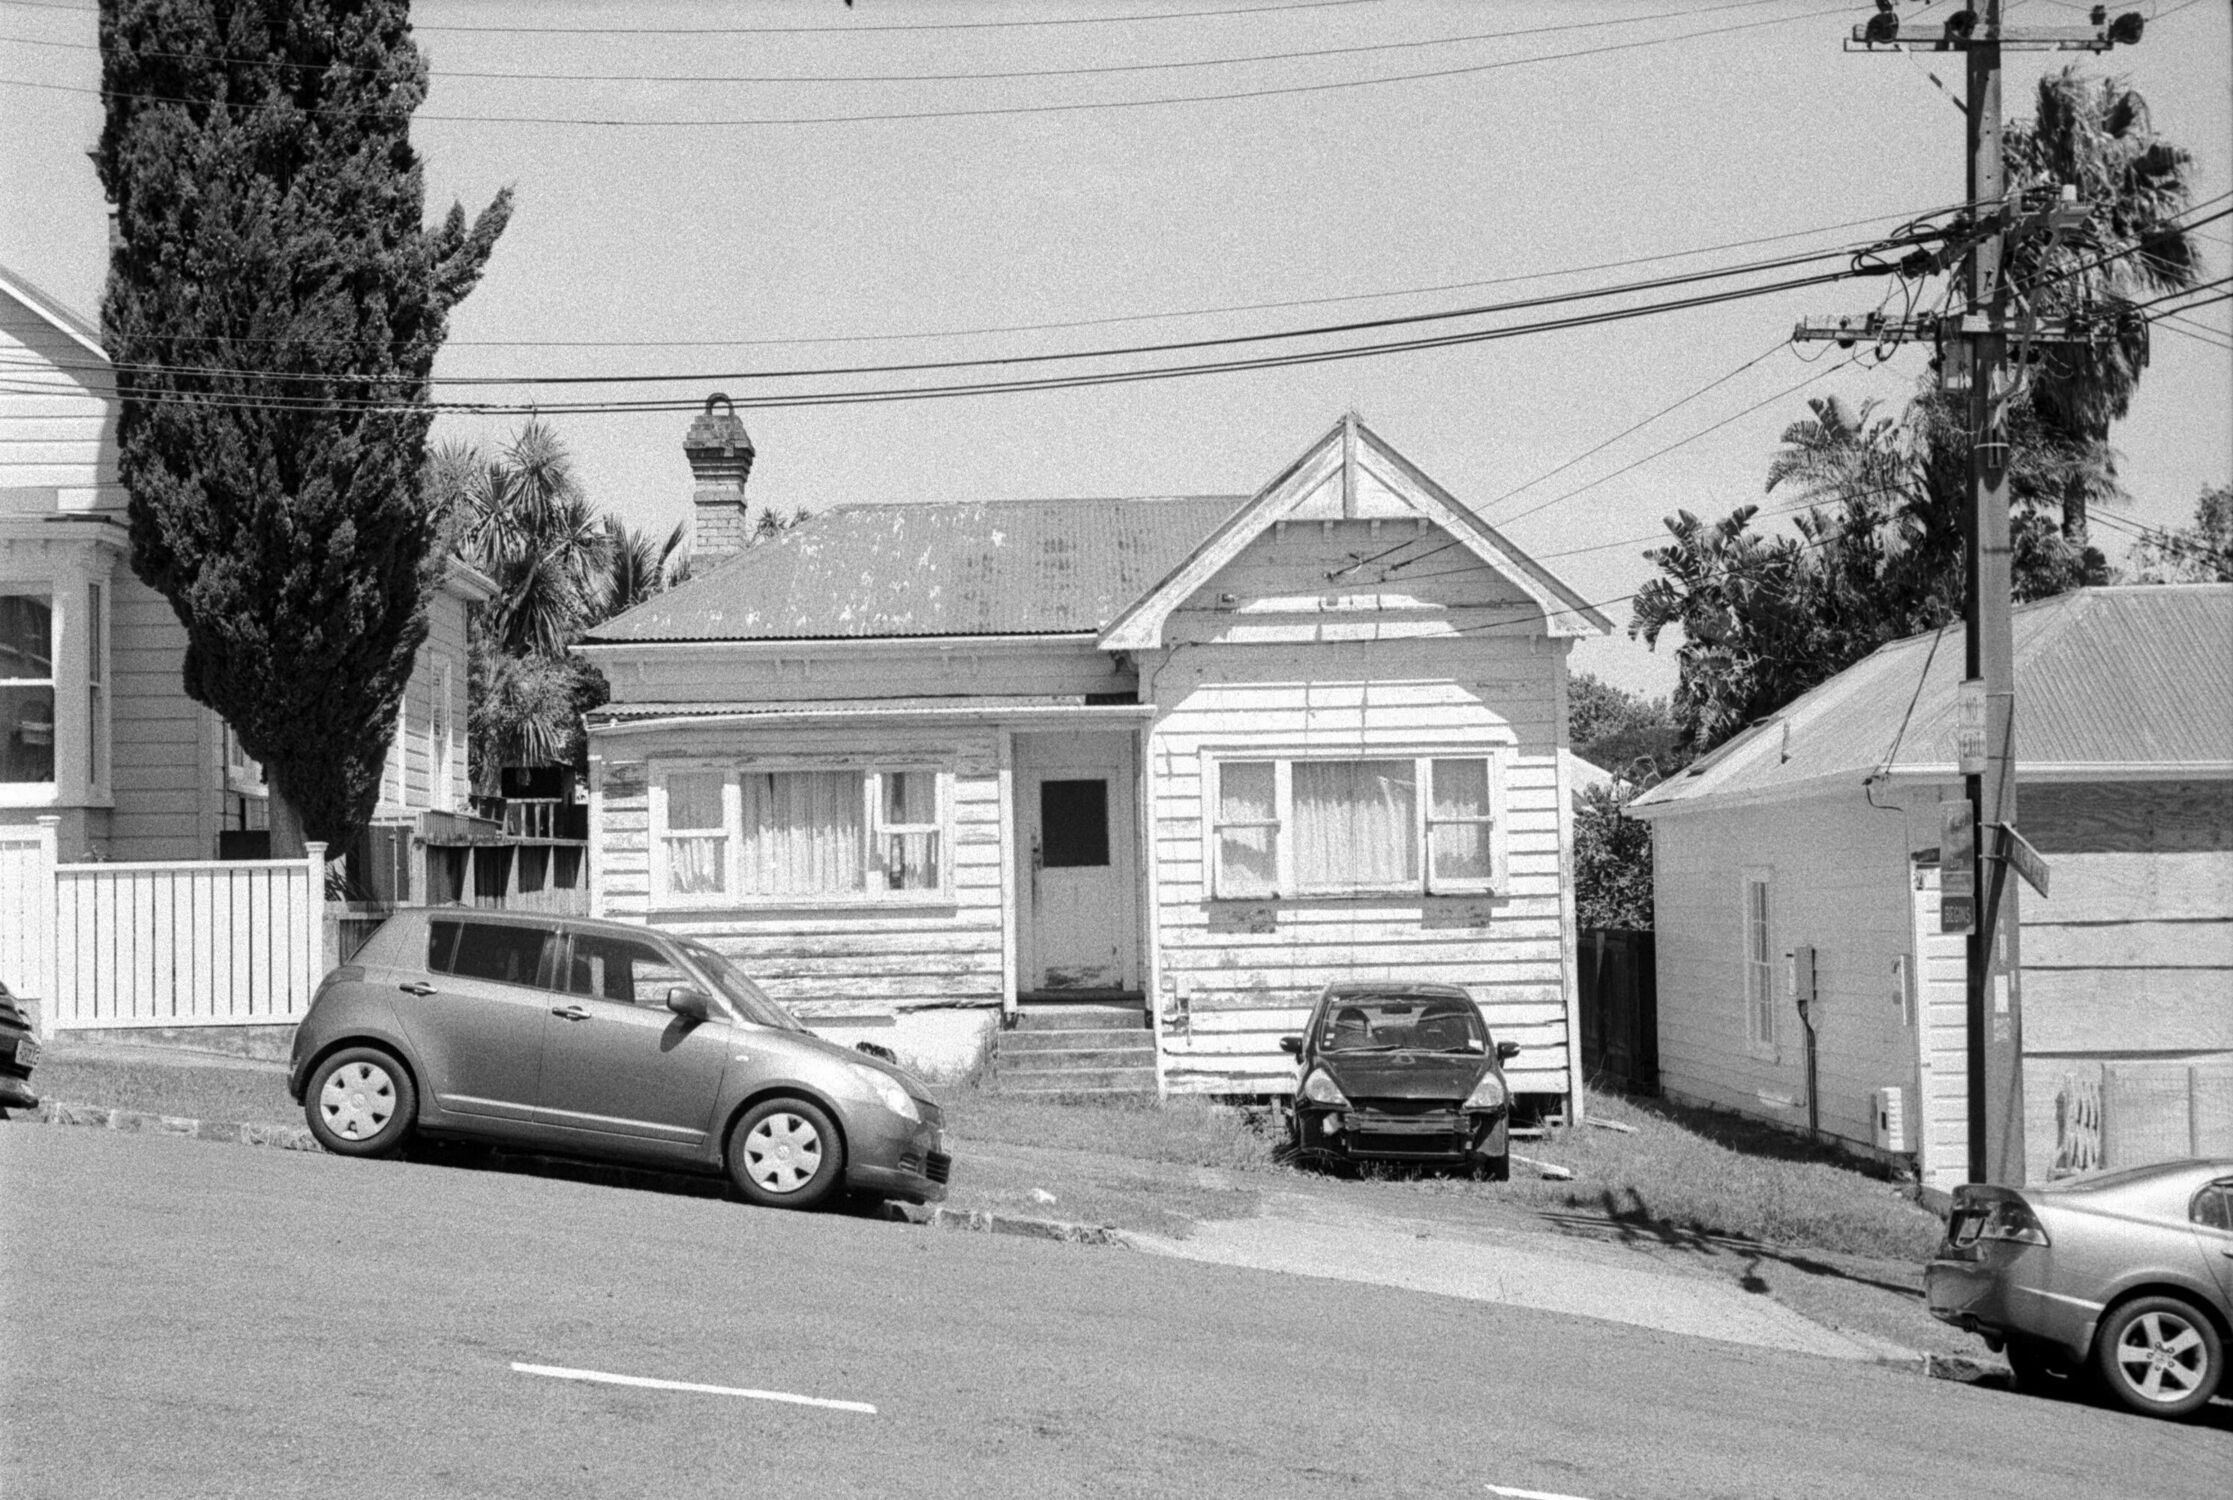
[1806,1,2146,1184]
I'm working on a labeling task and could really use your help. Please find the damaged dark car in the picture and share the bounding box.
[0,977,41,1117]
[1280,982,1518,1181]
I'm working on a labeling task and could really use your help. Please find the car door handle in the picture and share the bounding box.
[399,982,436,997]
[550,1005,592,1022]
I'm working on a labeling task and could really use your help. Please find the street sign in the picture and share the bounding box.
[1996,822,2051,898]
[1956,678,1987,775]
[1940,799,1976,935]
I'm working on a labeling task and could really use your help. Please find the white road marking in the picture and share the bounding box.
[1486,1484,1598,1500]
[510,1362,877,1414]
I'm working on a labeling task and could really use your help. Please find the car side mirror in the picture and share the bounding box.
[667,986,713,1023]
[1497,1041,1521,1061]
[1278,1035,1303,1057]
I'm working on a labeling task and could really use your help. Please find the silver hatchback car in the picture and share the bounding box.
[288,909,948,1211]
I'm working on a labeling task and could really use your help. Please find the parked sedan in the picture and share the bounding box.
[0,977,40,1115]
[1925,1160,2233,1418]
[288,909,949,1211]
[1280,982,1519,1181]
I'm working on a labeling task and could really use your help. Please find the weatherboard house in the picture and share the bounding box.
[579,406,1610,1103]
[1626,585,2233,1192]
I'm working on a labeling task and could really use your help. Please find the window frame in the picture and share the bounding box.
[0,587,57,791]
[1742,868,1777,1058]
[648,760,956,909]
[1203,750,1511,900]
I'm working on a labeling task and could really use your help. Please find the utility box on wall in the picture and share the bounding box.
[1873,1085,1908,1152]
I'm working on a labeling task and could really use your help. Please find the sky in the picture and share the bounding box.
[2,0,2227,699]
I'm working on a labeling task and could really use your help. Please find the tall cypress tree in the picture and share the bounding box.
[95,0,509,854]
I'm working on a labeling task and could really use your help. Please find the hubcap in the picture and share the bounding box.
[319,1061,396,1140]
[2115,1311,2206,1403]
[743,1112,823,1194]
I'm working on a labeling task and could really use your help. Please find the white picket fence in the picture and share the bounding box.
[0,817,326,1037]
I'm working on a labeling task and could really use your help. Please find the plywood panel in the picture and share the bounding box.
[2023,967,2233,1053]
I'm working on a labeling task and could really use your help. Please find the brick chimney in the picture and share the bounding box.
[684,392,755,561]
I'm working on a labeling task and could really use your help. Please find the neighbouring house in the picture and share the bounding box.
[578,404,1610,1098]
[1626,585,2233,1191]
[0,264,552,902]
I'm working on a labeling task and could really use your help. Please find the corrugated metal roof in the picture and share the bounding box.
[587,496,1242,643]
[1630,585,2233,813]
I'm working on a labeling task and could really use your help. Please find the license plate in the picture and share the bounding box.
[6,1035,37,1069]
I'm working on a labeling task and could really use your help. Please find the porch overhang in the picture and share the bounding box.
[586,695,1156,738]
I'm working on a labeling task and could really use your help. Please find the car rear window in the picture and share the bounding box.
[429,919,552,988]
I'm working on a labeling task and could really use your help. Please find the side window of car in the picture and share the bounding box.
[566,934,693,1009]
[442,922,557,988]
[2195,1183,2233,1233]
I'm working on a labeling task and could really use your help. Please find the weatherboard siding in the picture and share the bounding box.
[1650,795,1920,1154]
[1145,605,1577,1097]
[591,722,1008,1021]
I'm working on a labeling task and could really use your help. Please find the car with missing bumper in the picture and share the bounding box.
[288,909,948,1211]
[1924,1160,2233,1419]
[0,977,41,1115]
[1280,982,1519,1181]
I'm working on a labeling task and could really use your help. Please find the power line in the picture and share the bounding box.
[28,243,1877,390]
[0,1,1808,86]
[0,2,1855,128]
[0,266,1854,418]
[43,202,1966,355]
[0,0,1385,35]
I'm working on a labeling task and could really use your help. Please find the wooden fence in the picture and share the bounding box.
[0,817,327,1034]
[1578,927,1657,1094]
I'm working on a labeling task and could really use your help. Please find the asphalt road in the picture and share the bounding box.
[2,1129,2226,1499]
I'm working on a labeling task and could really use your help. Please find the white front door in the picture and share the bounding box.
[1016,732,1137,994]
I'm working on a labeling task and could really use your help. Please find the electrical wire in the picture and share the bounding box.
[0,0,1808,86]
[30,201,1968,356]
[0,0,1385,34]
[19,243,1877,391]
[0,2,1859,128]
[0,265,1859,418]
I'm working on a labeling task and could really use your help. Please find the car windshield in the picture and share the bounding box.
[678,941,807,1033]
[1318,995,1486,1054]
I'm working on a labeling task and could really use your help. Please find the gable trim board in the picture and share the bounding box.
[1100,415,1613,651]
[585,416,1605,1097]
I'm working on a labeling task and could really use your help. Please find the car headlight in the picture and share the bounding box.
[846,1061,922,1123]
[1463,1073,1509,1111]
[1299,1068,1351,1107]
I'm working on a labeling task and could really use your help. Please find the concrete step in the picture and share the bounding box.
[996,1028,1156,1055]
[997,1045,1156,1072]
[1013,1005,1147,1032]
[990,1066,1159,1095]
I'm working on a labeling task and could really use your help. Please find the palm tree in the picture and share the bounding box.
[597,514,690,624]
[2002,68,2201,539]
[458,420,612,658]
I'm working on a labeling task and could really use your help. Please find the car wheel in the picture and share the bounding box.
[727,1098,844,1211]
[2092,1295,2223,1418]
[304,1047,416,1158]
[2004,1337,2079,1396]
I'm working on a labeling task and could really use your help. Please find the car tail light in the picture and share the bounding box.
[1975,1199,2049,1246]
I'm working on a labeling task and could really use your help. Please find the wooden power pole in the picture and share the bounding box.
[1808,1,2149,1183]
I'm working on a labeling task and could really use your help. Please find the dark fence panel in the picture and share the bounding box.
[1578,927,1657,1095]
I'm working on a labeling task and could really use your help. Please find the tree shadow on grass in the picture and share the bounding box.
[1538,1184,1924,1300]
